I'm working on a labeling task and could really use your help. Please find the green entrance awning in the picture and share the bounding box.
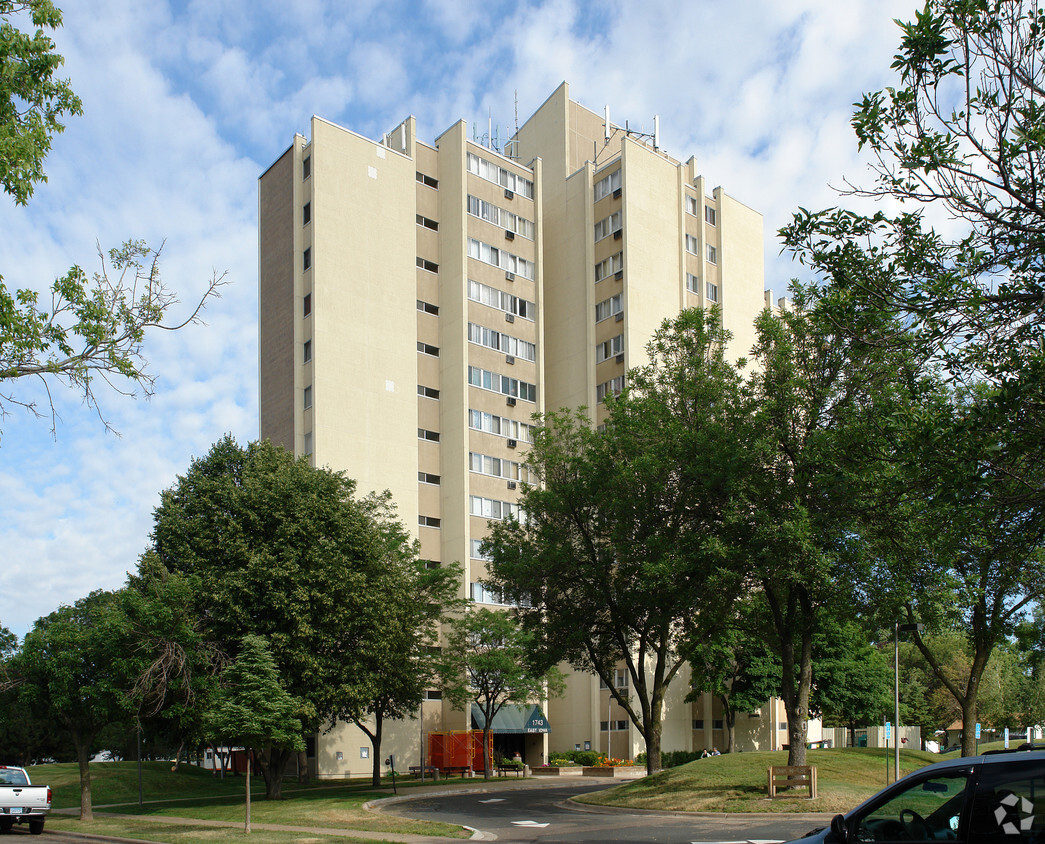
[470,704,550,734]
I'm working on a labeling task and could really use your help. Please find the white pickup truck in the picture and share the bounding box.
[0,766,51,835]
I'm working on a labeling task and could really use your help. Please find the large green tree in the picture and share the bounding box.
[146,435,436,799]
[326,492,460,787]
[439,608,562,780]
[484,309,752,774]
[206,635,303,832]
[12,590,136,818]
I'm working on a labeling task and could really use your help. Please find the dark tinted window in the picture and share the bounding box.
[854,772,969,842]
[968,759,1045,842]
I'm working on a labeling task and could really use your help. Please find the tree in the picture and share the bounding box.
[741,298,915,766]
[0,3,224,440]
[0,0,82,205]
[812,620,892,748]
[326,492,460,787]
[1,240,226,439]
[12,590,136,819]
[682,599,781,754]
[206,635,303,832]
[147,436,437,799]
[484,309,752,774]
[439,609,562,780]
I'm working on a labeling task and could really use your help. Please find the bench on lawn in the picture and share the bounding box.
[496,764,524,777]
[408,765,439,778]
[768,765,817,799]
[438,765,472,778]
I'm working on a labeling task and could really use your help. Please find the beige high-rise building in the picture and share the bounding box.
[259,83,806,778]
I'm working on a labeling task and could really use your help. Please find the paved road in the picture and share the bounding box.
[377,781,832,843]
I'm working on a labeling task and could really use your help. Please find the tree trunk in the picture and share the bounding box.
[297,749,309,784]
[257,746,292,799]
[73,732,93,821]
[244,749,251,833]
[722,699,736,753]
[482,725,492,780]
[643,718,662,775]
[960,695,979,757]
[370,714,383,788]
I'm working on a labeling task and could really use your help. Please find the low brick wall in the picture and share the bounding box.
[582,765,646,777]
[531,766,584,776]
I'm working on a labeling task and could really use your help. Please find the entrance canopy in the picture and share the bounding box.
[471,704,550,734]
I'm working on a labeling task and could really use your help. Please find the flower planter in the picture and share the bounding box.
[532,766,583,776]
[582,765,646,777]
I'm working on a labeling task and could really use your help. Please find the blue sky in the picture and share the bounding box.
[0,0,921,637]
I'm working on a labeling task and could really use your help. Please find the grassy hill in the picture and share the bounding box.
[575,747,942,814]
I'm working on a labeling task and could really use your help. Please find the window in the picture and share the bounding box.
[685,234,699,254]
[706,281,719,302]
[855,772,969,843]
[418,428,440,442]
[467,322,536,361]
[686,273,700,294]
[303,340,311,363]
[302,202,311,225]
[969,759,1045,842]
[416,214,438,231]
[470,495,523,521]
[417,341,439,357]
[467,195,534,239]
[713,720,724,730]
[419,515,441,528]
[468,280,535,320]
[303,247,311,271]
[466,152,534,198]
[594,211,621,242]
[615,669,628,687]
[594,252,623,281]
[303,293,312,316]
[303,386,312,409]
[685,195,699,216]
[596,334,624,364]
[417,299,439,315]
[424,560,441,569]
[302,155,310,179]
[424,689,443,700]
[418,472,440,485]
[705,205,717,226]
[595,294,623,322]
[469,409,534,442]
[467,238,534,280]
[778,723,787,731]
[470,539,492,560]
[467,366,537,402]
[303,431,312,455]
[693,719,704,730]
[596,375,625,403]
[594,168,622,201]
[416,256,439,273]
[469,451,531,482]
[416,171,438,189]
[600,721,627,732]
[707,244,717,264]
[417,384,440,399]
[471,581,504,605]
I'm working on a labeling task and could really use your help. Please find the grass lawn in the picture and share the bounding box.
[575,747,942,814]
[30,762,470,841]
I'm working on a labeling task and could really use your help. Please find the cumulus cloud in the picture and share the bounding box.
[0,0,926,636]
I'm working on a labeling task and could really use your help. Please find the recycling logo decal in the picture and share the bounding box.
[995,792,1036,835]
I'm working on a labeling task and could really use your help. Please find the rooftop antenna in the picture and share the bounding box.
[604,105,611,142]
[653,115,660,150]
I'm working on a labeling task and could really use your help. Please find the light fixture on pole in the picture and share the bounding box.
[894,622,923,782]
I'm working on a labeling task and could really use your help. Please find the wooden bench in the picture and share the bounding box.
[496,764,524,777]
[768,765,817,799]
[438,766,472,778]
[408,765,439,778]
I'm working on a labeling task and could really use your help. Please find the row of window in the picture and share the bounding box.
[595,252,623,282]
[468,451,532,482]
[418,471,440,485]
[419,515,441,528]
[416,214,438,231]
[417,299,439,315]
[685,235,718,264]
[686,273,719,302]
[469,581,532,608]
[594,168,622,201]
[693,719,726,730]
[468,280,535,320]
[469,409,535,442]
[685,195,717,226]
[418,428,440,442]
[470,495,523,521]
[467,195,535,239]
[468,322,536,361]
[599,670,629,688]
[468,237,535,280]
[596,334,624,364]
[416,170,438,189]
[596,375,625,403]
[467,365,537,402]
[417,341,439,357]
[595,293,623,322]
[467,152,534,198]
[594,210,621,242]
[600,720,628,732]
[417,256,439,273]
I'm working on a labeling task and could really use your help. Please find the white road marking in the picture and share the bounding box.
[478,798,505,803]
[512,820,550,827]
[690,840,784,844]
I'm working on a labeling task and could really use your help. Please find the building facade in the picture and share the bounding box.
[259,82,798,777]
